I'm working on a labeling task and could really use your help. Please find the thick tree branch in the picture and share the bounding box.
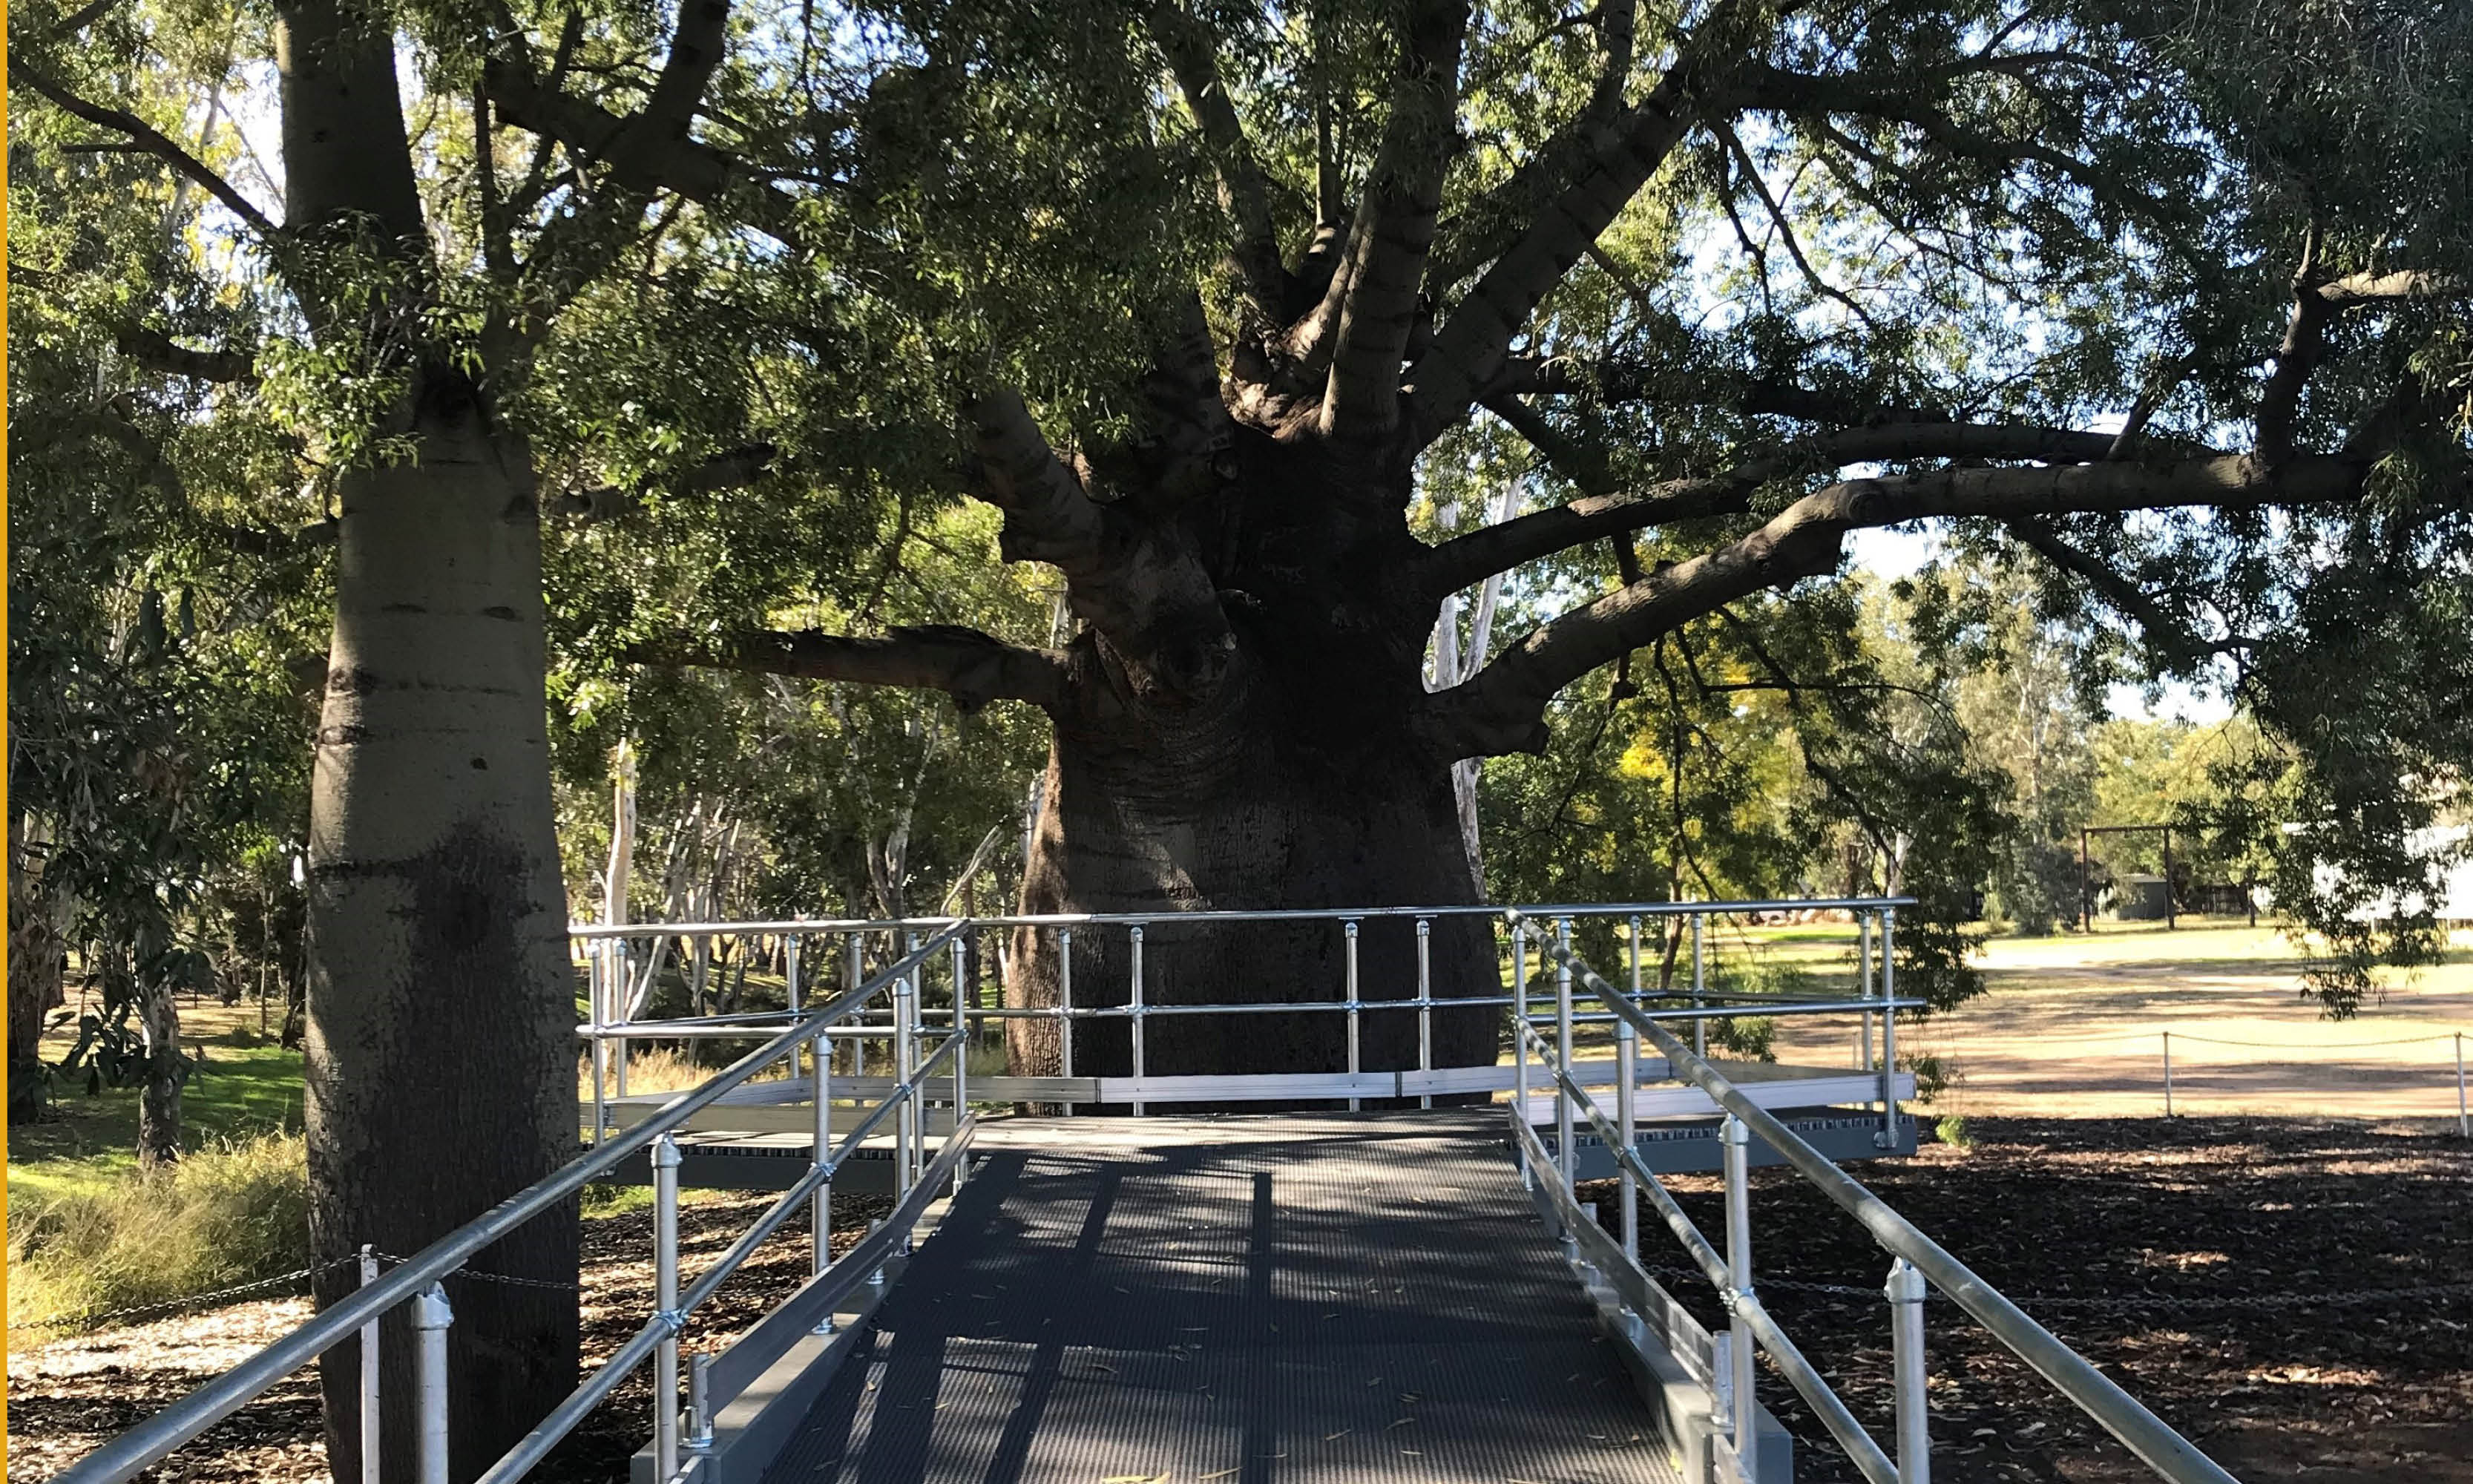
[1149,3,1286,326]
[11,57,282,243]
[114,325,255,383]
[1406,62,1701,439]
[549,442,776,519]
[2256,226,2331,465]
[1421,450,2367,757]
[968,388,1111,566]
[1316,0,1471,439]
[2315,269,2472,309]
[486,2,804,250]
[632,626,1069,714]
[1425,414,2132,594]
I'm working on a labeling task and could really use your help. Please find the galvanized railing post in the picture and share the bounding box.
[411,1282,453,1484]
[810,1017,833,1307]
[1859,910,1876,1072]
[613,938,632,1098]
[844,936,865,1078]
[2457,1031,2468,1139]
[951,930,970,1186]
[1620,914,1641,1262]
[686,1353,715,1458]
[2163,1031,2174,1118]
[652,1134,682,1482]
[1129,924,1147,1116]
[786,932,804,1080]
[358,1246,380,1484]
[897,934,920,1201]
[1416,918,1433,1109]
[1876,907,1899,1147]
[1554,917,1575,1196]
[588,947,608,1146]
[1344,921,1362,1112]
[1057,927,1075,1114]
[1721,1115,1758,1483]
[1692,906,1707,1060]
[1888,1257,1930,1483]
[1511,920,1531,1187]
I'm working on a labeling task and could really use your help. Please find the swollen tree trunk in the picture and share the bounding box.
[303,384,577,1483]
[997,436,1502,1091]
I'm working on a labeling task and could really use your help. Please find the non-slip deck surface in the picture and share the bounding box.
[761,1113,1682,1484]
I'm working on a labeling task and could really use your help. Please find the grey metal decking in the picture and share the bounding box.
[758,1113,1686,1484]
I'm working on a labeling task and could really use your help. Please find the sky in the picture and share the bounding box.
[1846,525,2236,726]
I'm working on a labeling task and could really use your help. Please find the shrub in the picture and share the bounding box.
[7,1131,309,1331]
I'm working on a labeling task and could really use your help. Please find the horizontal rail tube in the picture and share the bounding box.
[53,923,968,1484]
[570,897,1917,938]
[1514,910,2240,1484]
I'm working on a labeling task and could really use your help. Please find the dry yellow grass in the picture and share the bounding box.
[1767,923,2473,1119]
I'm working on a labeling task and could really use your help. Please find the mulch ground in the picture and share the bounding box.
[10,1117,2468,1483]
[1577,1114,2473,1484]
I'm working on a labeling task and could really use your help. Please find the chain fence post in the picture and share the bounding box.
[358,1246,380,1484]
[2455,1031,2466,1139]
[411,1282,453,1484]
[1888,1257,1930,1483]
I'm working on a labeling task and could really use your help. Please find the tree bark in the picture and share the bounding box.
[303,379,577,1483]
[8,811,65,1124]
[135,973,183,1166]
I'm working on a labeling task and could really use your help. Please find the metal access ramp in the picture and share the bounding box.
[49,898,2245,1484]
[728,1113,1709,1484]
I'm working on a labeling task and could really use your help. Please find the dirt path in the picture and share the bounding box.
[1768,925,2473,1120]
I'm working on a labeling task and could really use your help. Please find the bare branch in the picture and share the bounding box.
[1421,450,2367,757]
[631,626,1069,714]
[1149,3,1285,326]
[2003,516,2232,663]
[1317,0,1471,440]
[11,57,282,243]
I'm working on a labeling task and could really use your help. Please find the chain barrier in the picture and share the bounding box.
[11,1247,583,1336]
[371,1252,579,1293]
[1642,1264,2473,1313]
[7,1256,361,1334]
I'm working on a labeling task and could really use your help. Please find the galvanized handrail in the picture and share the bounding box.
[52,923,973,1484]
[1510,907,2242,1484]
[581,899,1918,1122]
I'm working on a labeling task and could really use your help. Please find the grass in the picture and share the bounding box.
[7,1128,310,1330]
